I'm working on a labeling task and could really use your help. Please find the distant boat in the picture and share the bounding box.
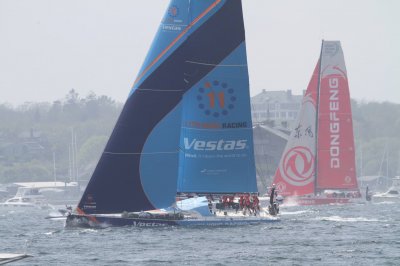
[0,187,52,209]
[0,253,31,265]
[271,40,361,205]
[372,177,400,202]
[0,182,79,208]
[66,0,278,227]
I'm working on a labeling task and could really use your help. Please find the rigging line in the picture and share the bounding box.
[180,127,253,131]
[136,88,183,92]
[185,60,247,67]
[103,151,178,155]
[314,40,324,195]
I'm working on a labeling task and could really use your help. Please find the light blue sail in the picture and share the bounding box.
[177,42,257,194]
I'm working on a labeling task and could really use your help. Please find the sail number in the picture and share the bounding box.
[197,80,236,118]
[207,91,225,109]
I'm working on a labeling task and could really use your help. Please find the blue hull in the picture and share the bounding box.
[66,214,278,228]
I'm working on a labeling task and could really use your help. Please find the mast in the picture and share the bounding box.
[68,144,72,182]
[360,141,363,178]
[74,130,79,184]
[71,128,75,182]
[314,39,324,195]
[53,150,57,185]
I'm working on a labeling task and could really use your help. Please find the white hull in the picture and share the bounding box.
[372,195,400,203]
[372,177,400,203]
[0,202,54,210]
[0,197,54,210]
[0,253,31,264]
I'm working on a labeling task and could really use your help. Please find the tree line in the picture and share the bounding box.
[0,90,121,183]
[0,91,399,184]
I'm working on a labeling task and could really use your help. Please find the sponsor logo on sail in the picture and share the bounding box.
[162,24,183,31]
[329,77,340,169]
[83,194,96,210]
[184,138,247,151]
[183,121,247,129]
[168,5,179,17]
[222,122,247,129]
[280,146,315,186]
[163,4,184,27]
[324,42,339,57]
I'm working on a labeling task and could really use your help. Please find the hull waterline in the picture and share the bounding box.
[283,197,354,206]
[372,195,400,203]
[66,214,279,228]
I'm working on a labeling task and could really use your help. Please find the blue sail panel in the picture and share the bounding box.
[139,104,181,209]
[131,0,224,92]
[177,43,257,194]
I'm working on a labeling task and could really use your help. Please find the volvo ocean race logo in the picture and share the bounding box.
[162,4,184,31]
[324,42,339,57]
[280,146,315,186]
[197,80,237,117]
[184,138,247,151]
[168,5,179,17]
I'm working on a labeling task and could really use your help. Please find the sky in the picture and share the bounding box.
[0,0,399,105]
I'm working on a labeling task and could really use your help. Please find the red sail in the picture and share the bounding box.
[317,41,358,190]
[272,61,319,196]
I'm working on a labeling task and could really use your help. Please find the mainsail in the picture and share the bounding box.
[77,0,253,214]
[272,40,358,197]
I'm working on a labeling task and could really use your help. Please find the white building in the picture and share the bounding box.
[251,89,303,128]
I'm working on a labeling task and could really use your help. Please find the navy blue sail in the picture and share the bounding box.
[77,0,252,215]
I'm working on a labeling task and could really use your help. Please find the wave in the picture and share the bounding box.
[280,210,315,215]
[315,216,386,222]
[78,228,98,234]
[374,201,396,205]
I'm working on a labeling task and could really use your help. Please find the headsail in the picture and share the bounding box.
[316,41,358,190]
[271,62,320,196]
[177,0,257,194]
[77,0,252,214]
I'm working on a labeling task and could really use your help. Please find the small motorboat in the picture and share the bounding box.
[0,187,53,209]
[0,253,31,265]
[372,177,400,203]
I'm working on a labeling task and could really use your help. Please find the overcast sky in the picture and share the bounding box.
[1,0,399,105]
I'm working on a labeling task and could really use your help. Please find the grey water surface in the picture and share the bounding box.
[1,202,399,265]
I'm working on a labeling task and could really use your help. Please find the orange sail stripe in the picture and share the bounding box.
[133,0,222,87]
[76,207,99,224]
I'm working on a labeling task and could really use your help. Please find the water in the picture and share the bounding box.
[1,202,399,265]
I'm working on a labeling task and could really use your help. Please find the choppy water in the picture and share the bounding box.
[1,202,399,265]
